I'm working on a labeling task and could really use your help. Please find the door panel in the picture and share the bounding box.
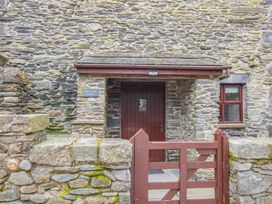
[121,82,165,162]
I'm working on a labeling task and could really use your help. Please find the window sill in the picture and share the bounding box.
[218,123,247,129]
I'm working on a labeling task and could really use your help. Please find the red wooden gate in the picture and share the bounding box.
[130,129,229,204]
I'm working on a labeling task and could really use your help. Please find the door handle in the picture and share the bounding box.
[160,124,164,132]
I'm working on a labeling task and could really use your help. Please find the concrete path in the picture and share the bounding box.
[148,170,214,201]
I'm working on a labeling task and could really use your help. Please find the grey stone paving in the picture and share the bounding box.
[149,170,214,201]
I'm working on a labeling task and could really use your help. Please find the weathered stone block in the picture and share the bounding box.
[99,139,132,165]
[47,198,72,204]
[267,62,272,76]
[262,30,272,44]
[71,138,97,162]
[91,175,112,187]
[112,169,131,182]
[0,0,5,10]
[119,192,130,204]
[0,169,7,179]
[111,181,131,192]
[85,196,106,204]
[9,171,33,185]
[31,167,53,184]
[30,138,75,166]
[264,0,272,5]
[229,137,272,159]
[19,159,32,171]
[68,178,89,188]
[20,184,38,194]
[0,187,20,202]
[7,158,19,171]
[70,188,99,195]
[0,114,49,133]
[237,171,272,195]
[51,174,79,183]
[231,161,252,171]
[30,193,48,203]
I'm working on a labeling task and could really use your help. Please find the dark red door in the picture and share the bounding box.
[121,82,165,162]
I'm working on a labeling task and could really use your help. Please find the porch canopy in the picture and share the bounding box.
[75,57,231,79]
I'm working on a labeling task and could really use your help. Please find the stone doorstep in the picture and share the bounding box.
[0,114,49,134]
[229,137,272,159]
[71,120,105,125]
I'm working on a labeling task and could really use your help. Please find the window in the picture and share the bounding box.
[219,84,243,123]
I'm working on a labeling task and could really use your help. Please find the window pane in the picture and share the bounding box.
[224,104,241,122]
[225,86,239,101]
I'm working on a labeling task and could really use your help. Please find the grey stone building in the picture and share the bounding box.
[0,0,272,142]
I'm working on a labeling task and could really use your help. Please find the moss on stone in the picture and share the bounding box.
[113,195,120,203]
[94,175,112,186]
[57,185,71,199]
[228,151,239,161]
[93,163,105,169]
[83,170,104,177]
[46,129,69,135]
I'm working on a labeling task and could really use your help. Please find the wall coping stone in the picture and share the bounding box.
[0,114,49,134]
[30,137,132,166]
[229,137,272,159]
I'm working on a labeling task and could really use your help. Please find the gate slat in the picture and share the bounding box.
[149,142,218,150]
[149,162,179,169]
[187,180,216,188]
[162,189,179,200]
[149,201,179,204]
[180,148,188,204]
[187,199,216,204]
[149,161,216,170]
[149,182,179,190]
[188,161,216,169]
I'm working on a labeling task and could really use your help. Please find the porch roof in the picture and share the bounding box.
[75,57,231,79]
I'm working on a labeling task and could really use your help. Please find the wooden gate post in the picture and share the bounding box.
[222,134,230,204]
[215,129,223,204]
[130,129,149,204]
[214,129,229,204]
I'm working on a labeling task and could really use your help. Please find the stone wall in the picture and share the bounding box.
[195,80,220,140]
[1,0,271,136]
[229,137,272,204]
[0,114,132,203]
[72,75,106,137]
[0,67,27,114]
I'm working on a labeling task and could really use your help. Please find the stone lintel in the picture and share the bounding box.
[0,114,49,134]
[71,120,105,125]
[229,137,272,159]
[77,56,220,66]
[219,74,251,84]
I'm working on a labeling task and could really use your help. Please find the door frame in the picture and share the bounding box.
[120,81,166,141]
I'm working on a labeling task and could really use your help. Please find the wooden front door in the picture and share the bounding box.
[121,82,165,162]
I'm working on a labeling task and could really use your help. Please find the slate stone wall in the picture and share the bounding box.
[0,114,132,204]
[0,0,271,137]
[72,75,106,137]
[229,137,272,204]
[0,67,28,114]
